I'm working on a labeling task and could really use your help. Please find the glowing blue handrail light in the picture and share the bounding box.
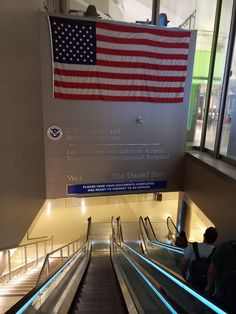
[120,249,177,313]
[124,243,226,314]
[16,244,86,314]
[148,240,184,254]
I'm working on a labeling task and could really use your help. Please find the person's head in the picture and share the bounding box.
[179,230,187,239]
[158,13,170,27]
[84,5,101,18]
[203,227,218,244]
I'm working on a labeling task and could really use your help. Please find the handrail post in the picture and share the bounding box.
[46,259,50,276]
[44,240,47,256]
[67,245,70,257]
[73,242,75,253]
[7,250,12,280]
[36,242,39,265]
[24,246,27,271]
[60,249,63,263]
[51,236,53,252]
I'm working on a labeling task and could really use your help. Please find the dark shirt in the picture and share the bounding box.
[212,241,236,299]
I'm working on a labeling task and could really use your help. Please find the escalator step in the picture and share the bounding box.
[70,252,127,314]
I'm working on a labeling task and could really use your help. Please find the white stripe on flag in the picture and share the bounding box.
[54,63,187,77]
[96,26,191,44]
[54,86,184,98]
[54,75,185,87]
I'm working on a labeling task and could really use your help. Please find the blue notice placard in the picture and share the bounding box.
[67,180,167,195]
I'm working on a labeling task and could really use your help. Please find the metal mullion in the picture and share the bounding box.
[151,0,160,25]
[214,0,236,158]
[200,0,222,151]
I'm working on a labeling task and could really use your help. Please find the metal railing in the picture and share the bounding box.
[141,217,183,252]
[111,220,187,314]
[167,216,179,237]
[116,216,124,244]
[179,10,196,29]
[6,218,92,314]
[0,237,53,282]
[36,217,91,285]
[144,216,159,242]
[36,236,85,285]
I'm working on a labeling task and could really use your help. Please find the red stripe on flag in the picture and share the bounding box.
[54,92,184,103]
[97,34,189,49]
[54,68,186,82]
[54,81,184,93]
[97,47,188,60]
[96,59,187,71]
[97,21,191,38]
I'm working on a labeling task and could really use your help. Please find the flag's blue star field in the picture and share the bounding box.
[50,16,96,65]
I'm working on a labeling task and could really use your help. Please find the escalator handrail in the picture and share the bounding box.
[143,217,183,252]
[138,217,149,255]
[116,216,124,243]
[112,236,187,314]
[167,216,180,236]
[144,216,160,242]
[120,240,226,314]
[86,216,92,241]
[117,216,145,254]
[111,216,115,237]
[6,243,89,314]
[6,218,92,314]
[166,216,192,246]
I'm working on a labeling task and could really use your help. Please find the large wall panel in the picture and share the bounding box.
[184,153,236,241]
[40,14,196,198]
[0,0,45,249]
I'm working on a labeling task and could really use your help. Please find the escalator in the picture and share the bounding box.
[70,242,127,314]
[7,217,190,314]
[116,217,143,254]
[115,216,226,314]
[139,216,184,275]
[144,215,186,246]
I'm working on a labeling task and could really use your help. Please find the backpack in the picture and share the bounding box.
[189,242,216,290]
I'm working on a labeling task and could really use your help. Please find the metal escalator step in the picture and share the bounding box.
[78,297,122,304]
[70,248,127,314]
[73,309,126,313]
[73,304,126,312]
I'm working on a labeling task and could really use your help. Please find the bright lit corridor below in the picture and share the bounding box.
[25,192,213,248]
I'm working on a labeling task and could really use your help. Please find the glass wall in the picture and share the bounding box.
[60,0,236,164]
[160,0,236,165]
[122,0,152,23]
[205,0,234,151]
[186,1,217,146]
[220,40,236,161]
[160,0,218,147]
[69,0,153,23]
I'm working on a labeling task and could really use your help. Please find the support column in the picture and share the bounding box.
[51,0,68,14]
[151,0,160,25]
[176,193,191,238]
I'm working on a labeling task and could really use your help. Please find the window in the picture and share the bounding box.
[220,39,236,161]
[205,0,234,151]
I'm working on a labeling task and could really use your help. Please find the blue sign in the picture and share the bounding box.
[67,180,167,195]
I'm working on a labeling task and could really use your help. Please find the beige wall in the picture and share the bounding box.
[184,154,236,242]
[0,0,46,249]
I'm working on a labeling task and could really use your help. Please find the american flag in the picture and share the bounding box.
[49,16,191,103]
